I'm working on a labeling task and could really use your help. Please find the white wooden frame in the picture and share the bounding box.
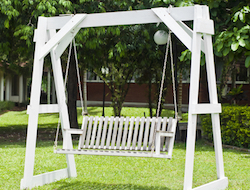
[21,5,228,190]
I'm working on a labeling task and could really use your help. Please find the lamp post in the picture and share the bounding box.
[101,67,108,117]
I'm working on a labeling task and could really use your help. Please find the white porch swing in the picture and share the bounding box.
[21,5,228,190]
[53,30,178,159]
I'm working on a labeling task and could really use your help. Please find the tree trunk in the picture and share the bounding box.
[147,64,153,118]
[231,62,237,105]
[67,46,78,129]
[148,80,153,118]
[47,67,51,104]
[156,81,168,117]
[199,66,209,103]
[111,90,124,117]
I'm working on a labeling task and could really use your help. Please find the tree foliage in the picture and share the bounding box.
[2,0,250,116]
[211,1,250,67]
[74,0,176,116]
[0,0,73,75]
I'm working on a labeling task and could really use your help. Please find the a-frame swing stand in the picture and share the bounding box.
[21,5,228,190]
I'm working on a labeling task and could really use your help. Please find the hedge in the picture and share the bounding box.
[200,105,250,149]
[0,101,15,112]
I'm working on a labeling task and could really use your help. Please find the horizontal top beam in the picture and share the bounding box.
[46,6,195,30]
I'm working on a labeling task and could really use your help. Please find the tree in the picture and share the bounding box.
[77,25,141,116]
[214,2,250,101]
[194,0,250,101]
[172,0,250,105]
[0,0,80,127]
[67,44,79,128]
[0,1,73,75]
[135,24,173,118]
[74,0,176,116]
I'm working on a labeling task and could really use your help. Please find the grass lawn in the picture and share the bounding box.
[0,107,249,190]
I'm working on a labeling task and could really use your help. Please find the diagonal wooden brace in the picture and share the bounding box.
[39,14,87,60]
[152,8,193,51]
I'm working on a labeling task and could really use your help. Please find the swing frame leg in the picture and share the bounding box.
[20,16,82,189]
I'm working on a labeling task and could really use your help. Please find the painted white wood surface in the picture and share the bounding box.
[21,168,69,190]
[184,6,204,190]
[183,5,227,190]
[39,14,87,60]
[21,17,77,189]
[55,149,172,159]
[192,177,228,190]
[46,7,195,30]
[152,8,193,51]
[49,29,77,178]
[21,17,48,189]
[27,104,59,114]
[121,117,130,149]
[190,103,221,114]
[95,116,104,148]
[143,117,151,151]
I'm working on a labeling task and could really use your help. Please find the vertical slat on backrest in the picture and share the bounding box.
[100,117,109,149]
[152,117,162,151]
[148,117,156,150]
[121,117,130,150]
[161,117,168,151]
[95,116,104,149]
[78,116,89,149]
[84,116,93,148]
[137,117,145,150]
[156,117,162,130]
[132,117,140,150]
[116,117,124,149]
[110,117,119,149]
[105,116,114,149]
[126,117,135,150]
[89,116,99,148]
[164,117,173,151]
[142,117,151,151]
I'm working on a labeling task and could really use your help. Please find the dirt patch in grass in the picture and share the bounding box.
[0,106,27,116]
[0,127,62,144]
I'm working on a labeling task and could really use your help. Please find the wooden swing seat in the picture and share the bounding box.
[55,116,177,159]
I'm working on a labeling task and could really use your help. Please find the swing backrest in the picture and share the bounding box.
[78,116,175,151]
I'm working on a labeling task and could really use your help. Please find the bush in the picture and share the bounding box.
[0,101,15,112]
[200,105,250,149]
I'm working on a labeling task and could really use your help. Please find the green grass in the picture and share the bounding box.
[0,107,249,190]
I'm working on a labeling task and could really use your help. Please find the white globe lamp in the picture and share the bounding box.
[154,30,168,45]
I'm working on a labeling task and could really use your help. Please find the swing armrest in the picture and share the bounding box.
[155,131,175,155]
[64,129,83,135]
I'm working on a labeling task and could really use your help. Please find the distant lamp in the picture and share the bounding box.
[154,30,168,45]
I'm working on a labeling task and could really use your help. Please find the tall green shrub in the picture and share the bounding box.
[0,101,15,112]
[201,105,250,149]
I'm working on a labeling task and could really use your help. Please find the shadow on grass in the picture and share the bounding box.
[0,124,61,146]
[242,153,250,159]
[85,107,103,116]
[54,181,170,190]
